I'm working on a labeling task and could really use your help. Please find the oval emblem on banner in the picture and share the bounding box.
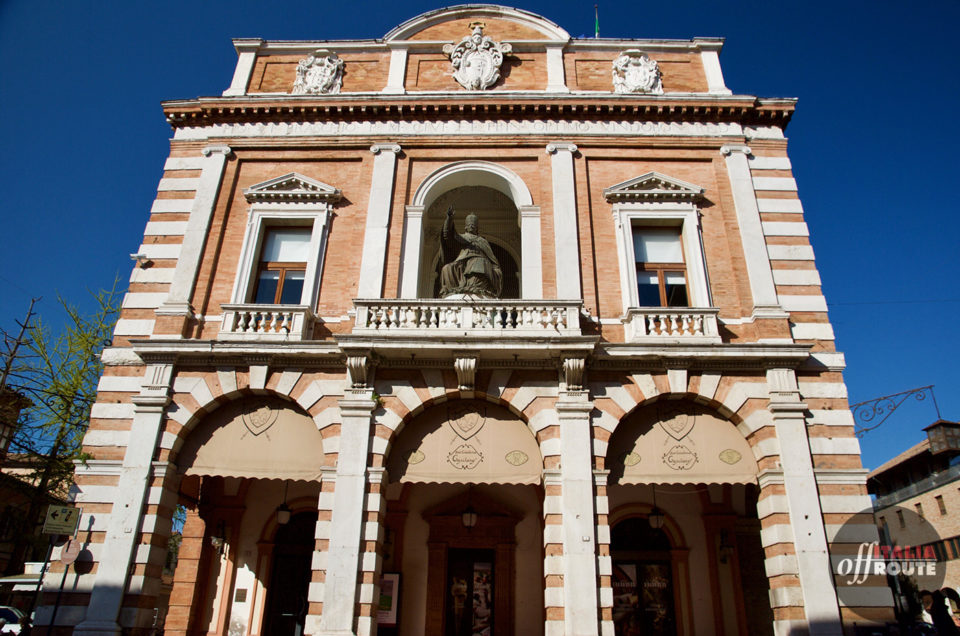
[623,452,642,467]
[404,449,425,465]
[504,450,529,466]
[718,449,742,465]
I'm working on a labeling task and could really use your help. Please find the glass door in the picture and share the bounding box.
[445,548,495,636]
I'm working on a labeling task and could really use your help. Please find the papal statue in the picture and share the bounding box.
[439,206,503,298]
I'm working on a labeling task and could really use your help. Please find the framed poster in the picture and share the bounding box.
[377,573,400,626]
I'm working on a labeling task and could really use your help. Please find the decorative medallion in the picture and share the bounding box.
[718,449,742,465]
[663,444,698,470]
[612,50,663,95]
[623,452,642,467]
[292,49,345,95]
[442,24,512,90]
[404,449,426,465]
[241,404,279,436]
[504,450,529,466]
[658,407,695,441]
[447,404,486,440]
[448,443,484,470]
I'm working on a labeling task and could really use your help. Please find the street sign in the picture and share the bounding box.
[60,539,82,565]
[42,505,81,536]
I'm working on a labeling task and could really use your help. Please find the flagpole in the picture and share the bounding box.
[594,4,599,38]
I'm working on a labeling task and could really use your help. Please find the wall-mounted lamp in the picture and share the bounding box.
[276,480,291,525]
[461,489,478,529]
[648,485,665,530]
[130,253,149,267]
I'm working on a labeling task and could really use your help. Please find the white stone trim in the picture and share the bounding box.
[97,376,143,393]
[753,176,797,192]
[546,143,581,300]
[172,120,745,141]
[129,268,175,284]
[808,437,861,455]
[223,39,262,96]
[790,322,834,340]
[767,244,815,261]
[610,202,711,313]
[762,221,808,237]
[749,156,792,170]
[113,319,155,337]
[157,178,200,192]
[121,293,168,309]
[90,403,136,419]
[779,295,828,312]
[797,382,847,399]
[137,243,182,260]
[398,206,423,298]
[519,205,544,298]
[229,204,333,307]
[700,50,731,94]
[82,430,130,447]
[150,198,195,214]
[757,198,803,214]
[545,45,568,92]
[383,47,407,94]
[163,156,205,171]
[144,221,188,236]
[383,5,571,41]
[772,269,820,286]
[807,409,854,427]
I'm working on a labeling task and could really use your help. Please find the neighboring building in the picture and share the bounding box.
[868,420,960,616]
[42,6,890,636]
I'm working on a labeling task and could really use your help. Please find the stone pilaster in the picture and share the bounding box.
[356,144,401,299]
[546,143,581,300]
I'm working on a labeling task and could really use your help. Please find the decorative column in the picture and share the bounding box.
[318,357,376,635]
[556,357,599,636]
[720,145,786,321]
[546,143,582,300]
[399,205,423,298]
[519,205,544,298]
[766,367,842,635]
[355,467,387,636]
[74,363,174,636]
[223,39,263,96]
[356,144,401,299]
[155,144,232,336]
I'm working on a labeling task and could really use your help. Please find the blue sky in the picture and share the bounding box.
[1,0,956,469]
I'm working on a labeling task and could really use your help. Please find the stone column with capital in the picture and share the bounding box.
[546,143,582,300]
[316,376,376,636]
[555,372,600,636]
[765,367,843,636]
[356,144,401,299]
[73,363,174,636]
[720,145,791,338]
[154,144,233,337]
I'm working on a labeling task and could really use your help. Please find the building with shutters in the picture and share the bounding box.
[47,5,892,636]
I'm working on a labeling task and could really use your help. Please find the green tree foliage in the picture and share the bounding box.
[0,284,121,572]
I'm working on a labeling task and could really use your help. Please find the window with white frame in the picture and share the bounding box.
[231,173,340,308]
[603,172,711,313]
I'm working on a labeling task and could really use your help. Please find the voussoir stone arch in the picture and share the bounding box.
[412,160,535,210]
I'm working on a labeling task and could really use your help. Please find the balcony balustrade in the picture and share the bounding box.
[352,299,583,337]
[219,304,315,341]
[622,307,721,343]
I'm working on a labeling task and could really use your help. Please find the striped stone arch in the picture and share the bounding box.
[589,371,775,468]
[369,376,560,471]
[162,368,345,460]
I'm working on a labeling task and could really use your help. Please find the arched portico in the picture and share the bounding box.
[400,161,542,299]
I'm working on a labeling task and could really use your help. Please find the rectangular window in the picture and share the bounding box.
[915,502,924,518]
[253,227,311,304]
[897,509,905,528]
[632,226,688,307]
[936,495,946,515]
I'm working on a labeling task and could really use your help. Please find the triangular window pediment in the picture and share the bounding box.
[243,173,342,203]
[603,172,705,203]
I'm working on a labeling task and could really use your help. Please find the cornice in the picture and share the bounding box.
[162,94,794,130]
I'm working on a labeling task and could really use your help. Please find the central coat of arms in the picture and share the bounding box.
[292,49,345,95]
[442,24,512,90]
[658,406,696,441]
[447,404,487,440]
[612,50,663,95]
[241,404,279,436]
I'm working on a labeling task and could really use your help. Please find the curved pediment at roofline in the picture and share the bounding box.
[384,4,571,42]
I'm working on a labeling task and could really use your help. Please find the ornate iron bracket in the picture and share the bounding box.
[852,385,940,438]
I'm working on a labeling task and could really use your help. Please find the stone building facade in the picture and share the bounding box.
[45,6,891,636]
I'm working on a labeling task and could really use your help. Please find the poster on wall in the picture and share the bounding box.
[472,562,493,636]
[377,573,400,626]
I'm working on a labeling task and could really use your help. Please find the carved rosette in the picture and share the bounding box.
[292,49,344,95]
[442,24,512,90]
[612,50,663,95]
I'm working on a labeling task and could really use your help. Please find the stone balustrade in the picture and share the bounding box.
[219,304,315,341]
[622,307,721,342]
[353,299,583,336]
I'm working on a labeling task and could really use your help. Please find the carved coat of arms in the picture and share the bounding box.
[612,50,663,95]
[242,404,279,436]
[292,50,344,95]
[442,24,512,90]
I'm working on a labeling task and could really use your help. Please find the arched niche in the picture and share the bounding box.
[400,162,542,299]
[386,399,542,486]
[606,400,758,486]
[176,396,324,481]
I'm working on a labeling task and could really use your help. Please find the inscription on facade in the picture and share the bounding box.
[663,444,698,470]
[448,444,484,469]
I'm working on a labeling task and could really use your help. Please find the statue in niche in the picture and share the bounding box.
[439,206,502,298]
